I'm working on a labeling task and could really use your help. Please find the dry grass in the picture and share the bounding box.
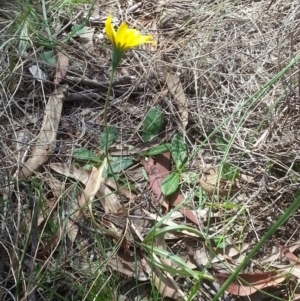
[0,0,300,300]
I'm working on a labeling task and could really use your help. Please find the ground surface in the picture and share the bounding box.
[0,0,300,300]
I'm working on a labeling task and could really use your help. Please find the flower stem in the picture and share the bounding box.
[103,66,116,158]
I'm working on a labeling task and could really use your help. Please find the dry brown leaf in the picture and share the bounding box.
[51,161,123,219]
[194,243,251,266]
[279,244,300,264]
[279,244,300,279]
[164,68,188,130]
[107,251,148,281]
[215,271,285,296]
[142,258,179,300]
[104,178,136,200]
[143,155,169,211]
[51,163,133,202]
[54,52,69,85]
[96,184,122,214]
[19,85,67,178]
[170,192,200,226]
[50,163,90,184]
[67,160,106,242]
[199,167,233,196]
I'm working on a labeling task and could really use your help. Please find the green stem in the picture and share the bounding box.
[212,192,300,301]
[41,0,52,44]
[104,66,116,158]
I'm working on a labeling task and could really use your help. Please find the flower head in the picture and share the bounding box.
[105,15,154,69]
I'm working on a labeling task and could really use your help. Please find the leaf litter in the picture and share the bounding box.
[1,0,300,300]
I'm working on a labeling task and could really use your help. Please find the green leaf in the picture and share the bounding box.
[143,245,198,279]
[153,261,195,277]
[143,245,213,281]
[171,134,188,170]
[142,168,149,180]
[103,156,133,177]
[187,279,201,301]
[73,148,100,163]
[213,235,228,248]
[161,173,179,196]
[221,162,239,181]
[142,143,171,156]
[215,137,228,152]
[100,125,117,152]
[40,50,57,66]
[142,106,163,141]
[144,225,203,243]
[70,24,87,36]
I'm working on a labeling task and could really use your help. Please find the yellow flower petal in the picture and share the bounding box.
[105,15,116,46]
[104,15,154,52]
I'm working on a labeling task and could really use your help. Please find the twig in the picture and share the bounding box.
[64,75,133,89]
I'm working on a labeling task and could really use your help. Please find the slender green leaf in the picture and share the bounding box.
[142,106,163,141]
[143,245,198,278]
[161,173,179,196]
[142,143,171,156]
[151,261,196,277]
[143,245,213,281]
[144,225,203,244]
[187,279,201,301]
[144,202,188,243]
[73,148,100,163]
[171,134,188,170]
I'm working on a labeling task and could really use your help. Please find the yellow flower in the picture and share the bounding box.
[105,15,154,52]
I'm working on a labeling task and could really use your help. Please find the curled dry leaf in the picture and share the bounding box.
[199,167,229,196]
[50,163,90,184]
[51,160,123,241]
[163,67,188,130]
[170,191,200,226]
[19,85,67,178]
[107,254,148,281]
[193,243,251,267]
[215,271,285,296]
[54,52,69,85]
[141,257,180,300]
[67,160,106,242]
[96,184,123,214]
[50,162,123,215]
